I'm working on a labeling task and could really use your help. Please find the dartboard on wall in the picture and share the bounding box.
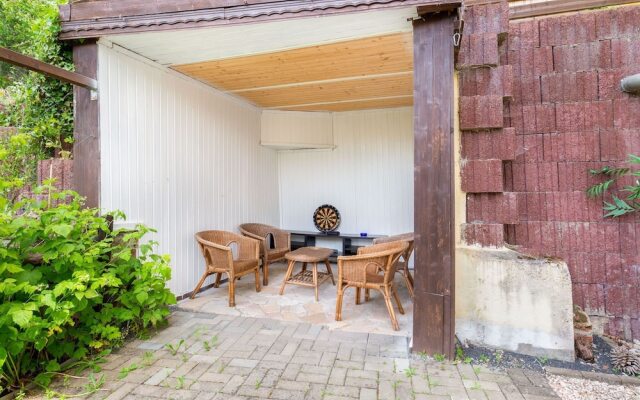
[313,204,341,232]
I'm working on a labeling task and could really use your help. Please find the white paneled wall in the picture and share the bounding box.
[261,110,334,149]
[98,44,279,295]
[278,107,414,236]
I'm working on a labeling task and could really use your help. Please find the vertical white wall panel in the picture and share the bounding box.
[278,107,413,236]
[261,110,334,149]
[99,44,279,296]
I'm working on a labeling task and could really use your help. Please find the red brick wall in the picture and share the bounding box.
[500,6,640,340]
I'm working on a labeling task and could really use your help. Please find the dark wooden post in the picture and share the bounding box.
[412,12,456,358]
[73,40,100,208]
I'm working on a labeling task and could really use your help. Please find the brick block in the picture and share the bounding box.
[521,104,556,134]
[523,162,559,192]
[542,132,600,162]
[462,223,504,247]
[508,19,539,50]
[611,38,640,68]
[511,75,541,106]
[460,95,504,131]
[38,158,74,191]
[462,127,516,160]
[555,101,613,132]
[461,159,504,193]
[459,65,513,98]
[553,41,612,72]
[512,46,553,77]
[463,1,509,35]
[599,129,640,161]
[457,33,500,69]
[598,67,638,100]
[596,6,640,39]
[613,98,640,129]
[466,192,519,224]
[540,72,598,103]
[539,12,597,46]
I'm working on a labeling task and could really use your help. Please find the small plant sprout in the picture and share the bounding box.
[181,354,189,362]
[255,379,262,389]
[404,367,417,378]
[84,373,106,394]
[433,353,446,362]
[203,335,218,352]
[470,381,481,390]
[175,376,186,390]
[478,354,490,364]
[537,356,549,366]
[427,376,438,388]
[417,351,428,360]
[165,339,185,356]
[464,357,473,364]
[455,346,465,361]
[142,351,154,366]
[473,366,482,375]
[494,350,504,364]
[118,363,140,379]
[392,380,400,390]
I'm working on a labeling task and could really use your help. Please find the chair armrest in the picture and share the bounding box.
[338,254,385,283]
[198,239,234,270]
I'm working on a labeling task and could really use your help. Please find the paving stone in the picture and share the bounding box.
[103,383,138,400]
[200,372,234,383]
[344,377,377,389]
[414,395,451,400]
[228,358,259,368]
[328,367,347,386]
[463,379,501,391]
[346,369,378,380]
[269,388,306,400]
[236,385,273,398]
[145,368,175,386]
[517,385,557,398]
[220,375,245,394]
[276,380,311,391]
[297,372,329,384]
[325,384,360,398]
[359,388,377,400]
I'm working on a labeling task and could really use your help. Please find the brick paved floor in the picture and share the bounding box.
[30,311,559,400]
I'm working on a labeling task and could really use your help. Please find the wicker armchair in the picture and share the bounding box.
[373,233,415,300]
[193,231,261,307]
[239,223,290,286]
[335,241,409,330]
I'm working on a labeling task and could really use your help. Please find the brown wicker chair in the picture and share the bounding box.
[373,233,415,300]
[335,241,409,331]
[239,223,290,286]
[193,230,261,307]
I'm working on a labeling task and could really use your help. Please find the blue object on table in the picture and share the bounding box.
[360,232,368,237]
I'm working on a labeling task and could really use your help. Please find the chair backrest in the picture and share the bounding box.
[351,241,409,285]
[239,223,280,249]
[373,233,415,262]
[195,230,242,269]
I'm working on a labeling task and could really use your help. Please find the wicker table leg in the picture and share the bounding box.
[313,262,319,301]
[324,260,335,285]
[279,260,296,295]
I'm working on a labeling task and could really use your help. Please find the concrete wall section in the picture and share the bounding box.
[456,246,575,361]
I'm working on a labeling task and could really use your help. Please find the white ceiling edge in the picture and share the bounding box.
[106,7,418,66]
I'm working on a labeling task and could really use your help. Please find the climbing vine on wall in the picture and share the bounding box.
[0,0,73,184]
[587,154,640,217]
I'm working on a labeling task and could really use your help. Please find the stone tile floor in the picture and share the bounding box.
[177,262,413,337]
[28,311,560,400]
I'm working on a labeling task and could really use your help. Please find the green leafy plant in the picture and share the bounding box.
[455,346,465,362]
[433,353,446,362]
[142,351,154,367]
[165,339,185,356]
[118,364,139,380]
[175,376,186,390]
[537,356,549,366]
[0,179,176,395]
[478,354,490,364]
[403,367,417,378]
[587,155,640,217]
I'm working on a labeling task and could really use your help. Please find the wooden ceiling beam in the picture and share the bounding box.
[0,46,97,90]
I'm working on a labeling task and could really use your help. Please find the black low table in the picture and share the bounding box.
[288,230,386,261]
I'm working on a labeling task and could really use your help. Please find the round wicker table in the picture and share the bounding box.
[279,247,335,301]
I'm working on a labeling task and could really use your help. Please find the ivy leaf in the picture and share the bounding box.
[0,347,6,369]
[11,309,33,328]
[135,291,148,304]
[51,223,73,237]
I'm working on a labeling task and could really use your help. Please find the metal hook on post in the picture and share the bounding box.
[453,32,461,47]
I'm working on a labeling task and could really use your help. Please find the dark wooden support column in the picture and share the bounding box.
[73,40,100,208]
[412,12,456,358]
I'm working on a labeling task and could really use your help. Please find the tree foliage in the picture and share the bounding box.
[587,154,640,218]
[0,0,73,183]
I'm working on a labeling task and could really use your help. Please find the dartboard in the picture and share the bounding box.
[313,204,341,232]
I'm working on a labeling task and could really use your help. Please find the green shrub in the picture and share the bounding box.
[0,178,176,394]
[587,154,640,217]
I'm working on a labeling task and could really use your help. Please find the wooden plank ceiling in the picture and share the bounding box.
[172,33,414,112]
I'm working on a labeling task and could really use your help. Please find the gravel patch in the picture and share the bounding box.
[547,374,640,400]
[461,336,625,375]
